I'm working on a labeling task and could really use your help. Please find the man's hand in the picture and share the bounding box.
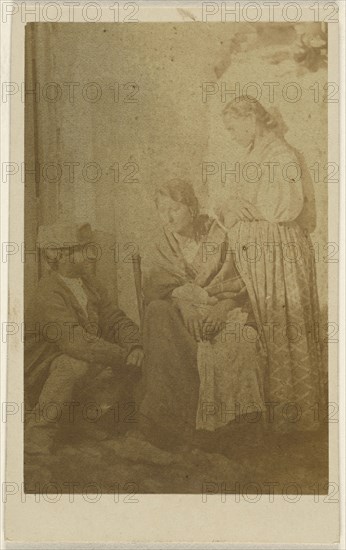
[126,347,144,367]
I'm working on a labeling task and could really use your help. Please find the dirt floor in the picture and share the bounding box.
[24,421,328,496]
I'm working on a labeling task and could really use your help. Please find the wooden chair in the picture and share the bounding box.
[132,254,144,328]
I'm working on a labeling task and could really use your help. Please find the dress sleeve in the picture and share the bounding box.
[141,238,186,304]
[255,149,304,223]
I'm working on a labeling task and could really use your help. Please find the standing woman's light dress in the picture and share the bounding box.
[228,131,324,431]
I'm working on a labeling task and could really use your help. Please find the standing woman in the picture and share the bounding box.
[220,95,325,432]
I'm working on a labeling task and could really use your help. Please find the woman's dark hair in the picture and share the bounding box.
[155,179,199,218]
[223,95,279,131]
[155,179,210,238]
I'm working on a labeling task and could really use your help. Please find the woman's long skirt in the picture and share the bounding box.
[230,220,326,431]
[138,299,199,447]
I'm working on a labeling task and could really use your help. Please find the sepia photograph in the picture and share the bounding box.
[22,19,332,496]
[1,0,343,545]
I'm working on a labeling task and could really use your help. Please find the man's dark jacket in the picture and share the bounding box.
[25,270,141,405]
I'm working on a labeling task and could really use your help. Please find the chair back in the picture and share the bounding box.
[132,254,144,327]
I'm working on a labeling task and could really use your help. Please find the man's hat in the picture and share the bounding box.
[37,222,93,249]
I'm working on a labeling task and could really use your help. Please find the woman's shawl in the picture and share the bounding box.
[142,216,247,304]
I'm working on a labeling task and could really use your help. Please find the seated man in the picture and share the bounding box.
[24,222,144,466]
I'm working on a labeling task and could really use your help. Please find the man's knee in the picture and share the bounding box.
[50,354,89,379]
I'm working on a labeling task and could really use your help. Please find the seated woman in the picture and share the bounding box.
[138,178,265,451]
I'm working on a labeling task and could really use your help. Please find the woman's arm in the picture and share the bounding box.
[218,198,263,228]
[255,150,304,223]
[142,268,186,303]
